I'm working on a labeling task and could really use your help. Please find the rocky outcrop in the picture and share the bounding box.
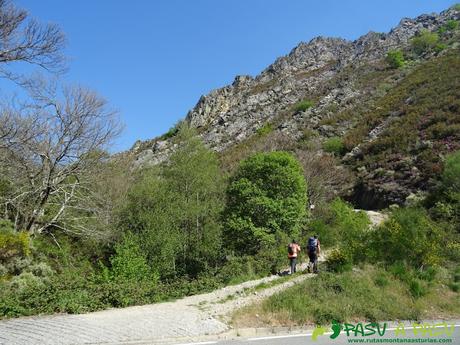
[131,6,460,208]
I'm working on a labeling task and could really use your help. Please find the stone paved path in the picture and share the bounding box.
[0,264,317,345]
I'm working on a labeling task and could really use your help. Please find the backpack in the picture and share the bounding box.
[308,237,317,253]
[288,243,294,255]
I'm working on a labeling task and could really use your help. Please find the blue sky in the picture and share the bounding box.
[14,0,456,152]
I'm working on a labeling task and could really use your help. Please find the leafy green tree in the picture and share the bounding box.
[224,151,307,255]
[162,125,224,275]
[121,125,224,278]
[385,50,405,68]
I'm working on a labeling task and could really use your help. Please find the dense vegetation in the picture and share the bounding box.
[0,125,314,317]
[232,150,460,326]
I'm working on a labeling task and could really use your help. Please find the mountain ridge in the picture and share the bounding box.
[130,6,460,208]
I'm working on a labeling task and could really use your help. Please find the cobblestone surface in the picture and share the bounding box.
[0,263,318,345]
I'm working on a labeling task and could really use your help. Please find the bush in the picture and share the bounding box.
[446,20,459,31]
[323,137,346,155]
[449,282,460,292]
[369,208,444,267]
[409,279,428,298]
[411,30,439,55]
[217,256,257,284]
[308,199,370,252]
[109,233,158,284]
[256,123,274,136]
[326,249,351,273]
[0,220,31,262]
[293,100,314,113]
[441,150,460,197]
[386,50,405,68]
[374,270,390,287]
[160,122,181,140]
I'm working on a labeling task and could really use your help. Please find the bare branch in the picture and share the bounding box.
[0,0,66,78]
[0,83,123,235]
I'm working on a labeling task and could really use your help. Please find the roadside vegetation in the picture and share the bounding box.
[232,150,460,326]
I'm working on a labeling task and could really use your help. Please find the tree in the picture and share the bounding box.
[0,0,65,80]
[0,84,122,235]
[295,150,354,206]
[224,151,307,255]
[122,125,224,278]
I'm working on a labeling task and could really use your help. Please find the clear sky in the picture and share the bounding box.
[14,0,456,152]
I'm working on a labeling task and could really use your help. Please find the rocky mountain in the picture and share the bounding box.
[131,6,460,209]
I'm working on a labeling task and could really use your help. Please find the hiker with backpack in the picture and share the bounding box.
[287,240,301,274]
[307,235,321,273]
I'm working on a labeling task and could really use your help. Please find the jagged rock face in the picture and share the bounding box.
[132,7,460,208]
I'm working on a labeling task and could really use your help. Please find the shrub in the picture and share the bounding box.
[293,100,314,113]
[449,282,460,292]
[0,221,31,262]
[411,30,439,55]
[417,267,437,282]
[434,43,447,53]
[256,123,274,136]
[8,272,44,292]
[323,137,346,155]
[438,20,458,34]
[389,261,413,283]
[308,199,370,252]
[453,4,460,11]
[26,263,54,278]
[374,270,390,287]
[442,150,460,198]
[110,233,158,284]
[217,256,257,284]
[409,279,428,298]
[386,50,405,68]
[326,249,351,272]
[446,20,459,31]
[160,122,181,140]
[369,208,444,267]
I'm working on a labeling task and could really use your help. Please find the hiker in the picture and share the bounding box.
[287,240,301,274]
[307,235,320,273]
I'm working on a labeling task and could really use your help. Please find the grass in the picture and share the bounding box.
[215,272,301,304]
[293,100,314,113]
[231,265,460,327]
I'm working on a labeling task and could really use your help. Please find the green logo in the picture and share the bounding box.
[311,321,455,341]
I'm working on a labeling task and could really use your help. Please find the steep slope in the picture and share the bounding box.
[131,6,460,208]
